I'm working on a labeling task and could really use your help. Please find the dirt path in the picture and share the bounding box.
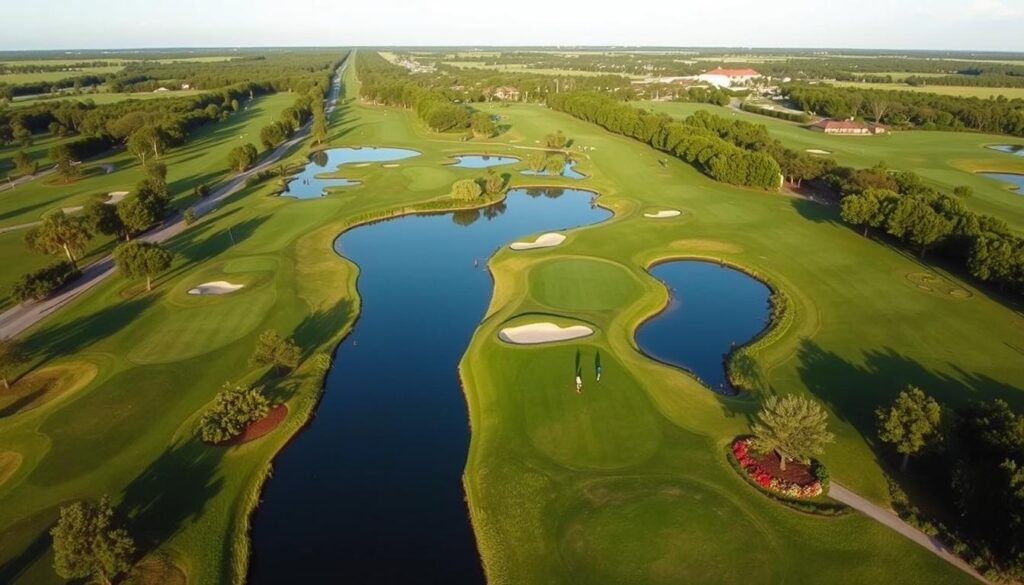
[0,58,348,340]
[830,482,988,583]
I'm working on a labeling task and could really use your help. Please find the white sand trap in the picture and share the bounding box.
[188,281,245,295]
[644,209,681,219]
[61,205,83,214]
[499,322,593,344]
[806,149,832,155]
[106,191,129,205]
[509,232,566,250]
[382,163,400,168]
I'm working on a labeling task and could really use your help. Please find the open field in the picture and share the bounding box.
[829,80,1024,99]
[8,89,208,108]
[643,101,1024,231]
[444,61,643,78]
[0,91,295,311]
[0,52,1021,584]
[0,66,125,85]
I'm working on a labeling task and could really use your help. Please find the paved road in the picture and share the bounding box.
[0,166,56,193]
[830,483,987,583]
[0,57,347,340]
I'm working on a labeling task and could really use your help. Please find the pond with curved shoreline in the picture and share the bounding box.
[979,171,1024,193]
[249,187,611,583]
[448,154,520,168]
[520,159,586,179]
[282,146,422,198]
[986,144,1024,156]
[635,261,771,394]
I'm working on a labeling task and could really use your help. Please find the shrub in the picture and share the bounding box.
[11,261,80,302]
[198,384,271,443]
[450,179,482,200]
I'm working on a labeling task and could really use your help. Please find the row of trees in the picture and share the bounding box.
[547,91,783,189]
[783,83,1024,136]
[876,388,1024,579]
[832,165,1024,294]
[357,52,473,132]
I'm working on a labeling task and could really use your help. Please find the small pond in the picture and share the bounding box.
[448,154,520,168]
[282,146,422,198]
[635,261,771,394]
[249,187,611,583]
[979,172,1024,193]
[520,159,586,180]
[986,144,1024,156]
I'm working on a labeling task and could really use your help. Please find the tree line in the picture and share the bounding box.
[546,91,786,189]
[783,83,1024,137]
[357,51,472,132]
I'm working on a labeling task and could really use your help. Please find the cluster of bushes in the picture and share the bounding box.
[197,384,271,444]
[547,91,782,189]
[831,165,1024,294]
[739,101,811,123]
[671,86,731,106]
[11,261,81,302]
[783,83,1024,136]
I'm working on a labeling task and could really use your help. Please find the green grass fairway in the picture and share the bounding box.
[0,53,1019,585]
[643,101,1024,231]
[829,80,1024,100]
[8,89,208,109]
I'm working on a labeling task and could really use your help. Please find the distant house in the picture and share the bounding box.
[696,68,762,88]
[181,83,192,90]
[810,119,887,135]
[492,86,521,101]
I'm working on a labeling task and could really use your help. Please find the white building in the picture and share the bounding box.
[696,67,762,88]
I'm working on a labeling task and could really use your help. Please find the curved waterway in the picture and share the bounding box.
[635,261,770,394]
[249,187,610,583]
[448,154,520,168]
[986,144,1024,156]
[282,146,422,198]
[979,171,1024,193]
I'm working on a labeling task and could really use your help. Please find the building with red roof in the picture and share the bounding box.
[696,67,763,87]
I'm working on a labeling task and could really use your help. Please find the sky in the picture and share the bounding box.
[2,0,1023,52]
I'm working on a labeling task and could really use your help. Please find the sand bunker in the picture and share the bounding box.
[382,163,400,168]
[510,233,566,250]
[806,149,832,155]
[499,322,594,344]
[187,281,245,295]
[106,191,129,204]
[644,209,682,219]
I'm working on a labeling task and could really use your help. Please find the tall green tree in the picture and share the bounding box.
[49,143,79,183]
[198,383,271,443]
[116,196,157,239]
[450,179,482,200]
[83,201,126,240]
[127,125,166,165]
[876,387,943,472]
[112,241,173,291]
[13,150,35,176]
[311,107,328,145]
[51,497,135,585]
[228,143,259,171]
[751,394,834,470]
[25,210,93,269]
[0,338,28,390]
[250,330,301,374]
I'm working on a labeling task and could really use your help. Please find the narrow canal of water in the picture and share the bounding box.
[249,188,610,583]
[635,261,771,394]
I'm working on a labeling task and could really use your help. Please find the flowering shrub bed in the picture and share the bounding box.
[732,438,823,498]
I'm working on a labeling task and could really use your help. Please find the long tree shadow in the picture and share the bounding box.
[23,295,156,365]
[119,438,226,557]
[0,523,52,583]
[170,215,270,263]
[293,297,355,358]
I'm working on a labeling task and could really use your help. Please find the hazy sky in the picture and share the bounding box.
[3,0,1023,52]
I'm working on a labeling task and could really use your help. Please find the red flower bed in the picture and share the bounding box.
[732,438,822,498]
[218,404,288,446]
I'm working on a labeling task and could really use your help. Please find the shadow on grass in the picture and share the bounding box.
[0,527,51,584]
[293,297,356,358]
[171,214,270,264]
[120,438,226,557]
[23,296,156,365]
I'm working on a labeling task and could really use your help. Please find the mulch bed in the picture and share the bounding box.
[221,404,288,446]
[747,448,816,485]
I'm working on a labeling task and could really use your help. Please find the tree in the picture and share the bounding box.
[116,196,157,239]
[0,338,28,390]
[876,387,943,472]
[259,123,286,150]
[127,125,166,165]
[49,143,79,183]
[525,150,546,171]
[840,189,891,236]
[112,241,173,291]
[250,330,301,373]
[12,123,32,147]
[84,201,125,240]
[471,111,496,137]
[545,130,568,149]
[953,185,973,199]
[451,179,482,200]
[13,150,35,176]
[751,394,834,470]
[228,143,259,172]
[197,383,271,443]
[25,210,93,269]
[483,169,504,195]
[543,153,566,175]
[51,497,135,585]
[311,108,328,145]
[144,161,168,190]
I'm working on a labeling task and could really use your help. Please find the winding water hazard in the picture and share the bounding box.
[249,187,610,583]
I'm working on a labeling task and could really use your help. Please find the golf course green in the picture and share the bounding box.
[0,52,1020,584]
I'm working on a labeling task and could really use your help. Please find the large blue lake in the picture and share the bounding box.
[249,188,610,583]
[635,261,771,394]
[980,172,1024,193]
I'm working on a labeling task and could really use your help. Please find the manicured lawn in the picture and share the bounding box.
[829,80,1024,100]
[8,89,208,109]
[643,101,1024,231]
[0,52,1019,585]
